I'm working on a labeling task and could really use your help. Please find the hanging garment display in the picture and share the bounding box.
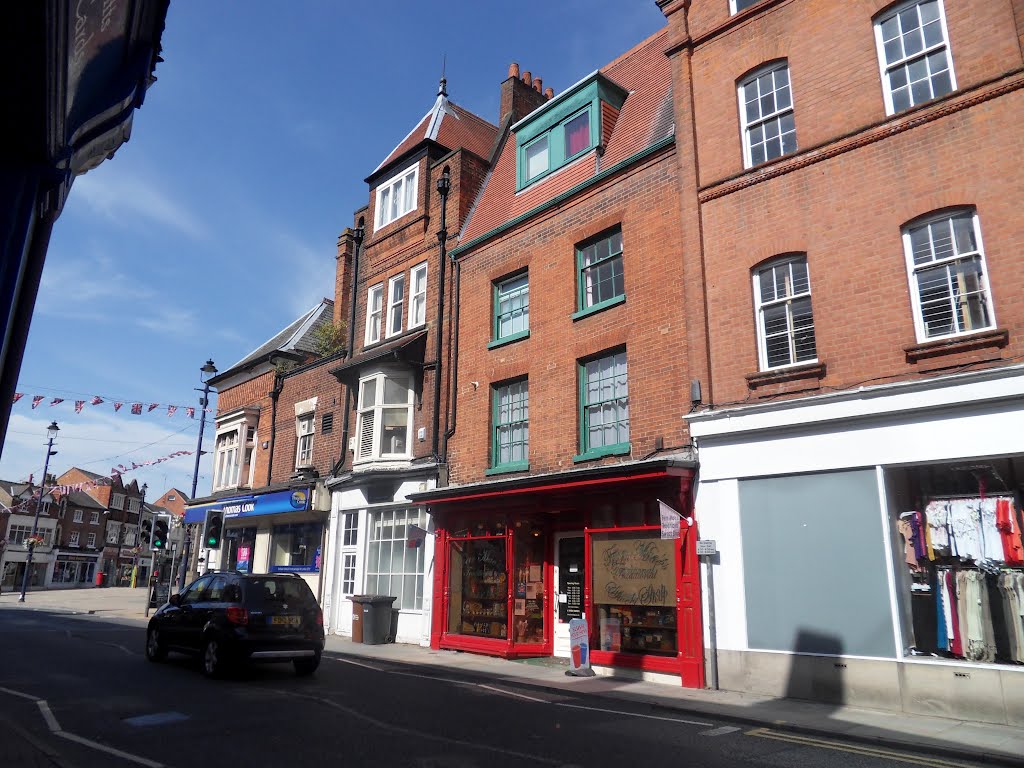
[996,499,1024,565]
[945,569,962,656]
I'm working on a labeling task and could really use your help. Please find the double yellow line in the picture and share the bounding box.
[746,727,979,768]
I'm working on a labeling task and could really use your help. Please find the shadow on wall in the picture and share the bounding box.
[784,629,846,708]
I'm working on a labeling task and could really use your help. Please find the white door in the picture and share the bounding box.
[553,533,585,658]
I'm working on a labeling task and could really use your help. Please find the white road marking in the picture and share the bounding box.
[476,683,551,703]
[330,656,384,671]
[56,731,164,768]
[0,686,40,701]
[700,725,741,736]
[37,700,60,732]
[555,702,712,727]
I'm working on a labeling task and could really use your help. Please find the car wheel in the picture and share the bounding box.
[145,627,167,662]
[201,637,225,678]
[293,653,321,677]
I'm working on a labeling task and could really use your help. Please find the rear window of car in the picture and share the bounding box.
[244,578,316,610]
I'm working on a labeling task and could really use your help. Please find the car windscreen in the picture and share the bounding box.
[244,578,316,611]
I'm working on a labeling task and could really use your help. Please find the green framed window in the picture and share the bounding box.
[576,228,625,316]
[493,272,529,345]
[577,350,630,461]
[491,379,529,472]
[514,74,628,191]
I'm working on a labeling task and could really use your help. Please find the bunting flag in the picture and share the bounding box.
[13,393,23,404]
[12,390,214,419]
[114,402,123,412]
[90,396,104,405]
[50,398,64,407]
[186,407,195,419]
[148,403,159,412]
[32,396,44,408]
[167,405,177,417]
[74,400,85,413]
[130,403,143,415]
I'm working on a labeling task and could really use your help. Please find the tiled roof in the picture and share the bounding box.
[214,299,334,383]
[65,490,106,509]
[372,88,498,177]
[460,29,673,245]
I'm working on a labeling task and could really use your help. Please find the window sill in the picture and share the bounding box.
[488,330,530,350]
[746,362,826,393]
[904,328,1008,363]
[485,463,530,477]
[572,294,626,322]
[573,443,631,463]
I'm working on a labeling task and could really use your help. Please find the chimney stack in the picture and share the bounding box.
[499,62,551,125]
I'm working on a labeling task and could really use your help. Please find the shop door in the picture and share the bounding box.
[553,534,585,658]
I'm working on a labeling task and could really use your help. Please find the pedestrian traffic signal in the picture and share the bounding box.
[203,509,223,549]
[152,517,169,550]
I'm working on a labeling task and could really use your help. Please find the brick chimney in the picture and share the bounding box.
[499,62,550,125]
[335,228,357,330]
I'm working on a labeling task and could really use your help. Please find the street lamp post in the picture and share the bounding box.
[179,358,216,590]
[19,420,59,602]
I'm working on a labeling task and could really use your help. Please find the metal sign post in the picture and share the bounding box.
[697,538,719,690]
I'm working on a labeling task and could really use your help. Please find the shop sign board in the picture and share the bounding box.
[696,539,717,556]
[592,537,675,607]
[568,618,591,674]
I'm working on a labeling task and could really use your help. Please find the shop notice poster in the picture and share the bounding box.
[592,537,676,606]
[568,618,594,676]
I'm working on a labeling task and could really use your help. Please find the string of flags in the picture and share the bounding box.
[0,449,194,514]
[12,392,212,419]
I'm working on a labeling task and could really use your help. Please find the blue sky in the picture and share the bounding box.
[0,1,666,500]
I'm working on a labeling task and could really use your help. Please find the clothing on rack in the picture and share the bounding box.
[934,571,948,651]
[995,499,1024,565]
[945,569,962,656]
[898,516,919,567]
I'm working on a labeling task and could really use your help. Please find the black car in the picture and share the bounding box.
[145,572,325,677]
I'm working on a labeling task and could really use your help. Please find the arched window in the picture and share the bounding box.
[753,255,817,370]
[874,0,956,115]
[738,61,797,168]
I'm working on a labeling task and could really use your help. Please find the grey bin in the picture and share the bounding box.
[349,595,397,644]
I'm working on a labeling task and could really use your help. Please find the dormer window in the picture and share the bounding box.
[515,73,627,191]
[375,163,419,230]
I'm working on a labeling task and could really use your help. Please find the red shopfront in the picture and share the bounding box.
[419,461,705,688]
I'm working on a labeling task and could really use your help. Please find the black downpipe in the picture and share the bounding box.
[431,169,451,459]
[441,257,461,465]
[337,222,364,469]
[266,372,283,486]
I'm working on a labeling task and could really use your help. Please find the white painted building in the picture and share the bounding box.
[688,364,1024,726]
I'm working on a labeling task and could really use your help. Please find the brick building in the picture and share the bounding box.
[321,80,498,644]
[657,0,1024,720]
[406,36,704,686]
[0,480,58,591]
[51,490,106,587]
[183,299,340,598]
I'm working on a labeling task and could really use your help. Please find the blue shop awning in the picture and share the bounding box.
[184,488,311,524]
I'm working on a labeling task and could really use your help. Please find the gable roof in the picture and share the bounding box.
[64,490,106,510]
[371,83,498,179]
[212,298,334,385]
[459,29,673,246]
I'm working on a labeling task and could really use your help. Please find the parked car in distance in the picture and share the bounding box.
[145,571,325,677]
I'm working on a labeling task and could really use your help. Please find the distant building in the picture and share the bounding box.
[0,480,58,591]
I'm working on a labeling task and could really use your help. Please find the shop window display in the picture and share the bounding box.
[592,531,678,656]
[448,537,508,639]
[890,461,1024,665]
[512,525,545,645]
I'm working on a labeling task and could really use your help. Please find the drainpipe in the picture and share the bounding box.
[431,169,451,459]
[338,222,365,469]
[440,256,462,470]
[266,371,283,486]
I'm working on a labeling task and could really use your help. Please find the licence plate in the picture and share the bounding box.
[269,615,301,627]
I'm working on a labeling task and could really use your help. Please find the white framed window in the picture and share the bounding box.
[366,507,427,610]
[365,284,384,346]
[342,512,359,547]
[70,531,80,547]
[89,511,99,525]
[903,209,994,342]
[213,429,241,490]
[525,135,550,181]
[731,0,762,13]
[375,163,419,230]
[409,263,428,328]
[106,521,121,543]
[124,526,137,546]
[387,274,405,338]
[341,553,357,595]
[86,533,96,548]
[73,509,84,523]
[739,62,796,168]
[111,493,125,510]
[355,371,414,462]
[296,414,315,468]
[875,0,955,115]
[128,498,140,514]
[754,255,818,370]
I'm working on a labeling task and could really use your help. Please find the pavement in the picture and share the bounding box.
[3,585,1022,767]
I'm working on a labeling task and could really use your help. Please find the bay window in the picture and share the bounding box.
[355,371,413,462]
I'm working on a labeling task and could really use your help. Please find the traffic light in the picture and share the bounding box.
[152,517,169,550]
[203,509,223,549]
[141,518,153,548]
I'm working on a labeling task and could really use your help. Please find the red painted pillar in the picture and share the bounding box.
[676,475,705,688]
